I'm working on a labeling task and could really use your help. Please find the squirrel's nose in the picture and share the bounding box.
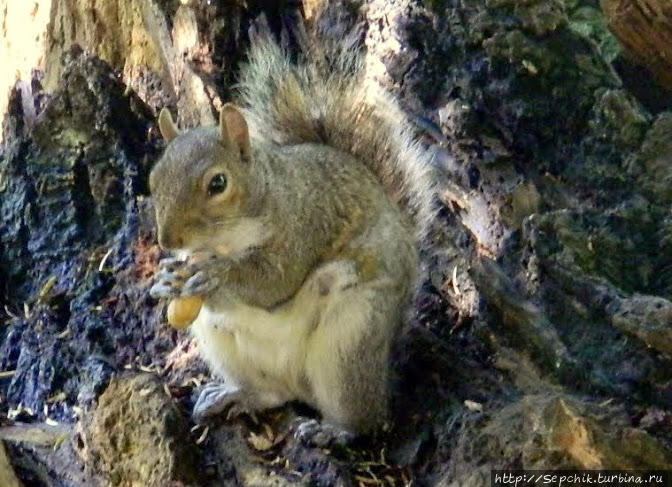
[158,229,184,250]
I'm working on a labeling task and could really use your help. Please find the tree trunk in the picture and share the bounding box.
[602,0,672,92]
[1,0,672,485]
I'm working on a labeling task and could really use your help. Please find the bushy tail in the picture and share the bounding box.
[235,29,436,240]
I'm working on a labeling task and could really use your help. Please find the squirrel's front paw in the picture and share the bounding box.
[150,256,220,299]
[150,257,185,299]
[181,265,221,297]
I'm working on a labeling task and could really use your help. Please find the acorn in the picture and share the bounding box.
[167,295,203,329]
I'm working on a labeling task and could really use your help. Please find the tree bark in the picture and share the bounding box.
[602,0,672,91]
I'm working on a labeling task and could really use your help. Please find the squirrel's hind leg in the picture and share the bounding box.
[304,278,404,434]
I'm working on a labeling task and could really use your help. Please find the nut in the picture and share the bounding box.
[167,296,203,329]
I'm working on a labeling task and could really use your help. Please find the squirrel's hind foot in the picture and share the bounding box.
[192,382,245,423]
[292,418,355,448]
[193,382,287,423]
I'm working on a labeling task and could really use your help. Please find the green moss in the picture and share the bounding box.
[483,30,554,75]
[625,113,672,205]
[588,89,650,150]
[535,206,664,295]
[567,6,621,64]
[502,182,543,229]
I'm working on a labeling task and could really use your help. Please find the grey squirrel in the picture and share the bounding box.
[148,28,436,436]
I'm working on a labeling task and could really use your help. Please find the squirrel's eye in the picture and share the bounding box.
[207,173,227,196]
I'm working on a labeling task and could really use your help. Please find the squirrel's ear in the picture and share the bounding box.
[220,104,251,161]
[158,108,179,142]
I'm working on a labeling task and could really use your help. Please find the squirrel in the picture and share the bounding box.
[148,28,436,438]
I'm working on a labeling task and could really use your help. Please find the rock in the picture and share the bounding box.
[80,373,200,486]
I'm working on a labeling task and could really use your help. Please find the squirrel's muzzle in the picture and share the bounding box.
[158,227,184,250]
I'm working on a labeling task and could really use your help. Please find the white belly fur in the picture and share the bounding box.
[189,292,318,403]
